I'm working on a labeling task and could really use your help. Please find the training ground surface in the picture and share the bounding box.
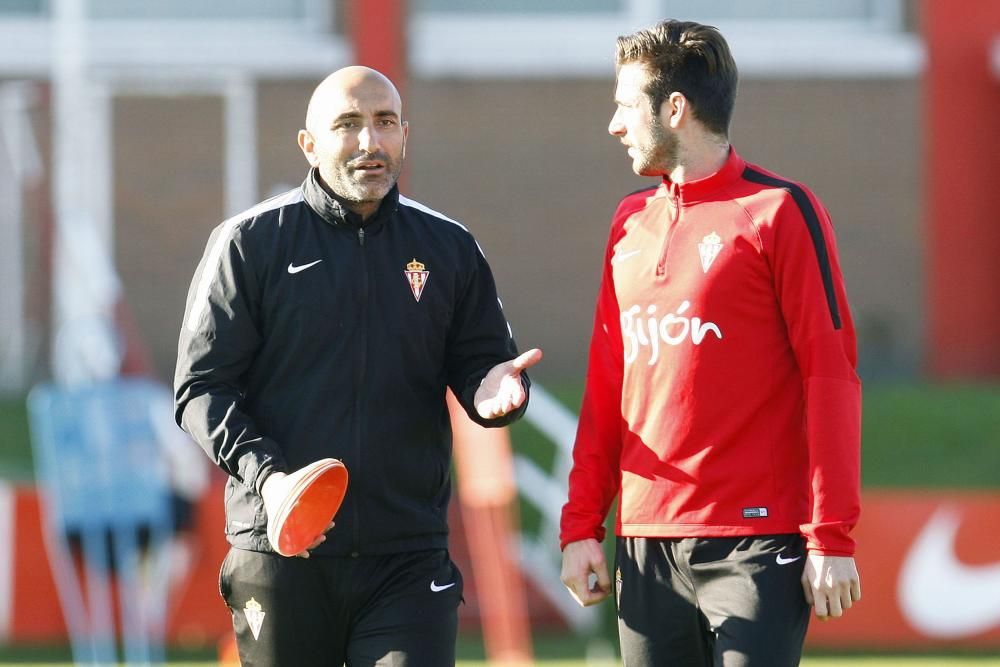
[1,657,1000,666]
[1,641,999,667]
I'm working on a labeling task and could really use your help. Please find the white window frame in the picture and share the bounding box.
[0,0,332,25]
[410,0,924,79]
[0,0,346,77]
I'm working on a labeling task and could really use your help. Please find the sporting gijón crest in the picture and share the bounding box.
[404,258,429,302]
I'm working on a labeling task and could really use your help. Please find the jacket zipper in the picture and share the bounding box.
[656,186,681,277]
[352,225,367,555]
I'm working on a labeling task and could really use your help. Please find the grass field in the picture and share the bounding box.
[1,648,999,667]
[0,657,999,666]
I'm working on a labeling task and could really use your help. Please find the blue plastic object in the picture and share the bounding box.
[27,378,175,667]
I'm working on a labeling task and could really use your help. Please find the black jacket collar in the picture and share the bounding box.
[302,167,399,232]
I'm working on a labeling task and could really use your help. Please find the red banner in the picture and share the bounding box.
[4,486,1000,649]
[807,491,1000,648]
[3,482,231,644]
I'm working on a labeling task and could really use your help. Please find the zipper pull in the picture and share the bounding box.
[358,227,366,246]
[657,186,682,277]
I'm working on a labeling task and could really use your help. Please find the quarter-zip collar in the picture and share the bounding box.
[301,166,400,233]
[661,146,745,204]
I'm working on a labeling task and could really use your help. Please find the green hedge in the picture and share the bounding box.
[2,382,998,487]
[508,381,1000,490]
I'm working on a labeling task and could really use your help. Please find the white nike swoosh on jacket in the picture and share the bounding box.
[288,259,323,274]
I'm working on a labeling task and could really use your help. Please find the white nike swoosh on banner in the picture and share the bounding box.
[776,554,802,565]
[430,580,456,592]
[899,505,1000,638]
[287,259,323,274]
[612,249,641,264]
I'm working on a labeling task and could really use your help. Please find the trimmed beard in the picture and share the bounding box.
[323,155,403,205]
[634,119,678,177]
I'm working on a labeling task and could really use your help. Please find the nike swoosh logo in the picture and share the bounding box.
[287,259,323,274]
[430,580,456,592]
[612,249,641,264]
[776,554,802,565]
[899,505,1000,638]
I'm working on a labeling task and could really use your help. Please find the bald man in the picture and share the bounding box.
[175,66,540,666]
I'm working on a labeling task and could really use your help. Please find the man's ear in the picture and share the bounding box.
[661,92,688,129]
[297,129,319,166]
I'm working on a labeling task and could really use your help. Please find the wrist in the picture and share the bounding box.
[260,470,288,500]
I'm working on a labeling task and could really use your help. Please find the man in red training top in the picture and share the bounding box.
[560,19,861,666]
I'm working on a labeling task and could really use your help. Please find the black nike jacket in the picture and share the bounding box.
[174,169,528,556]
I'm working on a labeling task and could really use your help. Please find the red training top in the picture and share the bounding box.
[560,148,861,556]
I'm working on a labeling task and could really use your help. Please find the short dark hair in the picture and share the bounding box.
[615,19,738,137]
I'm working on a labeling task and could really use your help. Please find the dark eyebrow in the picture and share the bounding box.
[332,111,363,125]
[333,109,400,124]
